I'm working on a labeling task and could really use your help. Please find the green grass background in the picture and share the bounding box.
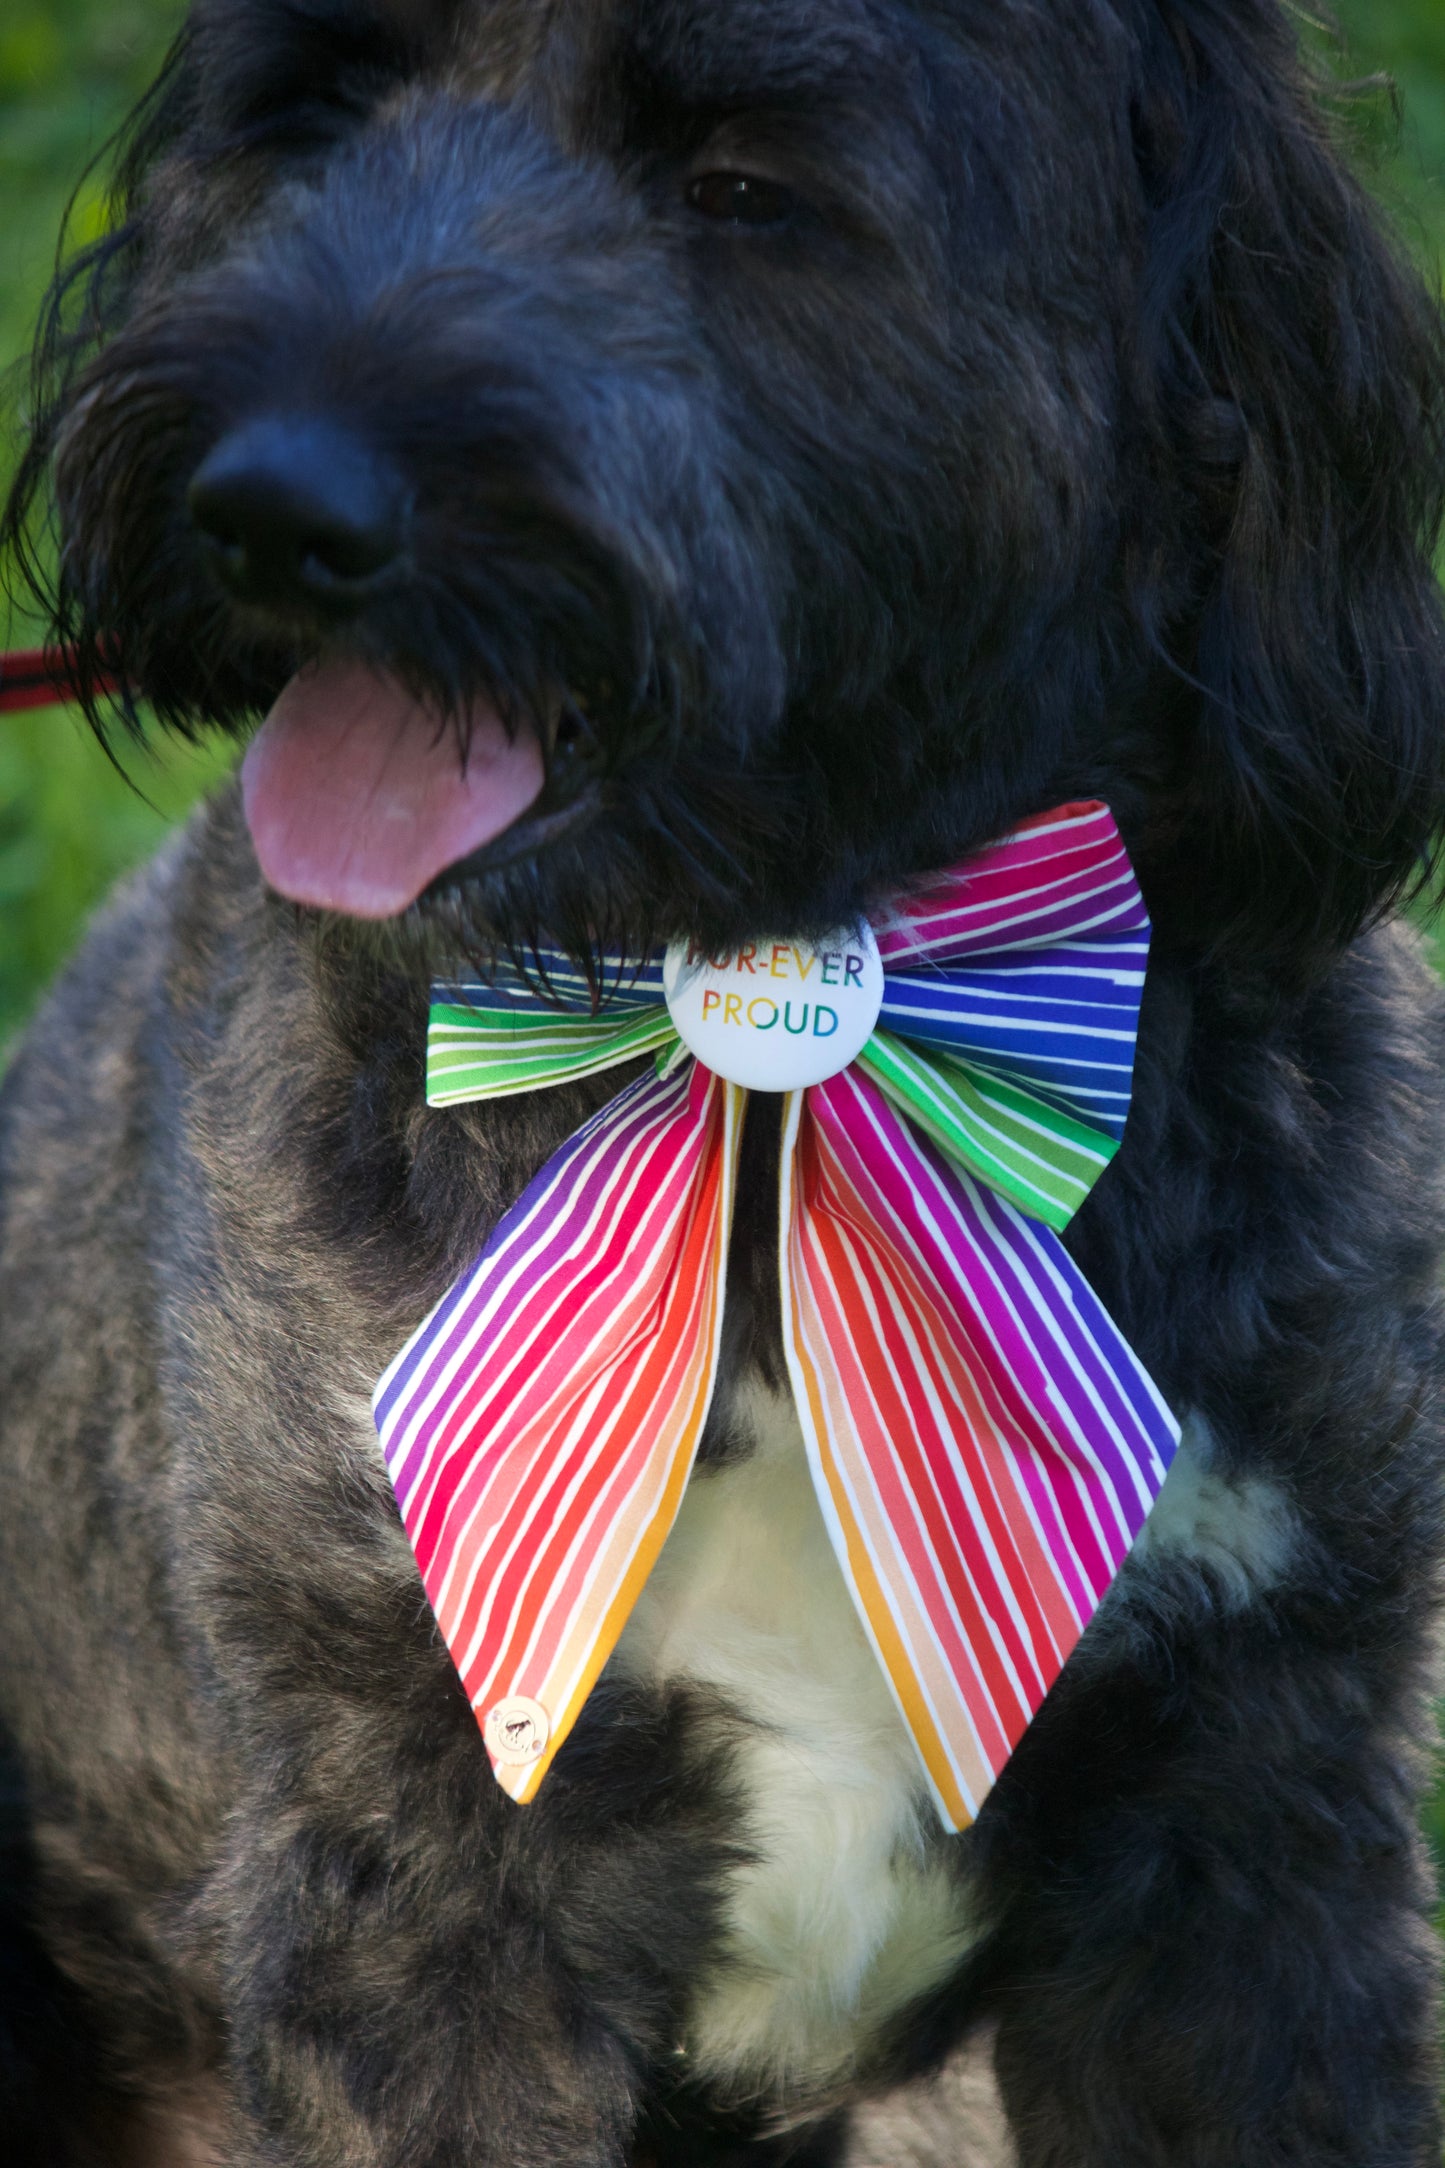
[3,0,1445,1907]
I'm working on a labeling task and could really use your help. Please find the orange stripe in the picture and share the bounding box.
[790,1241,1012,1772]
[416,1097,700,1564]
[812,1104,1084,1654]
[799,1123,1058,1696]
[778,1092,988,1824]
[460,1082,726,1685]
[800,1204,1048,1712]
[433,1102,708,1651]
[506,1159,725,1708]
[787,1313,980,1827]
[504,1081,741,1795]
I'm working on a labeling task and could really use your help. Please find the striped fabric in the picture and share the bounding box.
[374,799,1179,1821]
[855,1030,1109,1231]
[781,1067,1174,1829]
[376,1062,742,1802]
[428,1001,679,1104]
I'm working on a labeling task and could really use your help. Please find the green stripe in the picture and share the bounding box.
[426,1003,1116,1231]
[427,1003,679,1105]
[857,1030,1115,1231]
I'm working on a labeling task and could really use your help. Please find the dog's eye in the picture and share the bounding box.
[686,172,795,227]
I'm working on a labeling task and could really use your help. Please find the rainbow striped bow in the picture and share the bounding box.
[373,801,1179,1828]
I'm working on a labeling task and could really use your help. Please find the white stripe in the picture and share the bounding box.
[800,1200,1054,1700]
[418,1094,704,1588]
[877,862,1138,949]
[384,1082,682,1515]
[809,1096,1097,1633]
[839,1078,1144,1567]
[385,1088,672,1511]
[777,1096,981,1827]
[442,1126,713,1665]
[475,1083,737,1719]
[830,1080,1108,1601]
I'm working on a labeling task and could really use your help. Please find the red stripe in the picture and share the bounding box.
[410,1107,700,1570]
[811,1083,1112,1605]
[451,1113,724,1690]
[421,1079,718,1633]
[0,647,115,714]
[796,1148,1047,1717]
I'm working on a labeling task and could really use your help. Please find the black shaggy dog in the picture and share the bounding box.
[6,0,1445,2162]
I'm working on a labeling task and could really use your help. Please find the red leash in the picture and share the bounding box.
[0,645,112,714]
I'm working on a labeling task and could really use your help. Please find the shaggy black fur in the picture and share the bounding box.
[4,0,1445,2162]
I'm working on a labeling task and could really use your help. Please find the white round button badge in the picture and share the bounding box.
[663,925,884,1091]
[483,1696,551,1767]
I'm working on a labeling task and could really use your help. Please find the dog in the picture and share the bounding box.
[4,0,1445,2161]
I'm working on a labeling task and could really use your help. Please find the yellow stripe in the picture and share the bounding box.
[775,1092,978,1830]
[503,1081,743,1800]
[790,1324,975,1830]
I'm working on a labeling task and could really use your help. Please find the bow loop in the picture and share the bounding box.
[427,952,676,1105]
[427,998,678,1105]
[871,803,1150,1150]
[855,1030,1114,1232]
[872,800,1149,968]
[873,960,1144,1150]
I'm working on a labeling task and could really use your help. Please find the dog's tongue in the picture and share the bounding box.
[241,663,545,918]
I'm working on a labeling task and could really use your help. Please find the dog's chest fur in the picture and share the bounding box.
[613,1378,977,2099]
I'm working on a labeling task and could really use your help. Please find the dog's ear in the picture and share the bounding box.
[1128,0,1445,965]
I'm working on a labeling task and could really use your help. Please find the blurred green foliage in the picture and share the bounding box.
[1,0,230,1041]
[3,0,1445,1913]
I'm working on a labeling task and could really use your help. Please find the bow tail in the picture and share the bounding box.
[374,1061,743,1800]
[778,1067,1178,1832]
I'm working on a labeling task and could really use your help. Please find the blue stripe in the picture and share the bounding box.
[878,948,1147,1143]
[879,946,1149,995]
[434,949,667,1016]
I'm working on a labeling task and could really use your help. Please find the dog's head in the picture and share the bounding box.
[7,0,1445,974]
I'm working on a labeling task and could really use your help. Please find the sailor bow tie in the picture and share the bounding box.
[373,800,1178,1828]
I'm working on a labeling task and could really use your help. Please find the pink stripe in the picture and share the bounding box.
[407,1068,730,1768]
[808,1070,1156,1603]
[404,1086,703,1555]
[792,1208,1045,1733]
[412,1071,714,1583]
[415,1130,700,1577]
[875,806,1146,965]
[386,1077,684,1503]
[787,1261,1015,1782]
[796,1117,1079,1670]
[459,1149,722,1679]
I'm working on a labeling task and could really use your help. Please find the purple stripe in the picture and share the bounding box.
[816,1070,1176,1551]
[382,1072,685,1500]
[879,871,1148,965]
[900,1172,1164,1579]
[375,1087,631,1434]
[376,1069,684,1458]
[854,1093,1146,1530]
[984,1193,1179,1489]
[809,1073,1117,1607]
[962,1180,1176,1500]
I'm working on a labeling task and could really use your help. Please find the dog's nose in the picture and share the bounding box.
[188,417,404,612]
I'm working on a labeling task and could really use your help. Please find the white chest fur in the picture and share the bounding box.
[612,1381,978,2102]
